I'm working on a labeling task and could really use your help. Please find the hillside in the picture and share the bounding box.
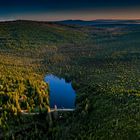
[0,20,140,139]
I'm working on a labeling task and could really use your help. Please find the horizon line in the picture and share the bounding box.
[0,18,140,22]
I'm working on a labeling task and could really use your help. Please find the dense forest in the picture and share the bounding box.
[0,20,140,139]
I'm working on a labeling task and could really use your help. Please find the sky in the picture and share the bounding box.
[0,0,140,21]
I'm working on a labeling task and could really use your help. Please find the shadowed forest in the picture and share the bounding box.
[0,20,140,139]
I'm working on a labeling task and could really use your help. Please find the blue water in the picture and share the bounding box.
[45,74,76,109]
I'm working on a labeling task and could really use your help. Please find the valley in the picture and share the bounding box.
[0,20,140,139]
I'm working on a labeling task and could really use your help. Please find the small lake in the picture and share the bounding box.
[45,74,76,109]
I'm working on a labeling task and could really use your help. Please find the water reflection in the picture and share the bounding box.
[45,74,76,109]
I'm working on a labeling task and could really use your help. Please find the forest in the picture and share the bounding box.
[0,20,140,139]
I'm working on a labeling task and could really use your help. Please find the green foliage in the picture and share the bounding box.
[0,20,140,139]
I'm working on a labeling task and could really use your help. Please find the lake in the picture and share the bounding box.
[44,74,76,109]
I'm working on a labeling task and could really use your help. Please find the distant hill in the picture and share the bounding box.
[0,20,87,50]
[0,19,140,50]
[56,19,140,26]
